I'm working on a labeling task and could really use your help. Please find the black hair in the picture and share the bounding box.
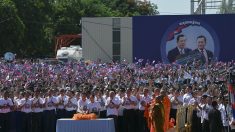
[212,101,218,108]
[176,34,185,43]
[197,35,207,43]
[90,94,95,98]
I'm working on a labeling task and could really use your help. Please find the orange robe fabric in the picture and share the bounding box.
[145,96,171,132]
[163,96,171,132]
[145,99,156,132]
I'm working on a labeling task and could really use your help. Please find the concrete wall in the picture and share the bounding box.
[120,17,133,62]
[82,17,133,62]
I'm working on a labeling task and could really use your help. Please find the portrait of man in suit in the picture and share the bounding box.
[194,35,214,65]
[167,34,192,63]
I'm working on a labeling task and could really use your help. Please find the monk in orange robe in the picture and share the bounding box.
[151,95,165,132]
[145,89,171,132]
[144,97,156,131]
[162,94,171,132]
[145,88,160,131]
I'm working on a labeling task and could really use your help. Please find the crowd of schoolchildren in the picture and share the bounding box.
[0,59,235,132]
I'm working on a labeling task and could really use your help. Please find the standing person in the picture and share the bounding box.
[150,95,165,132]
[96,90,106,118]
[43,89,58,132]
[77,92,88,113]
[87,94,101,115]
[19,91,33,132]
[183,86,192,106]
[106,90,120,132]
[170,89,183,122]
[138,88,152,132]
[32,89,44,132]
[56,89,67,119]
[167,34,192,63]
[123,88,138,132]
[161,89,171,132]
[208,101,223,132]
[200,95,213,132]
[153,88,160,99]
[117,88,125,132]
[191,101,202,132]
[12,91,23,132]
[218,97,231,132]
[0,91,13,132]
[13,91,24,132]
[64,90,77,118]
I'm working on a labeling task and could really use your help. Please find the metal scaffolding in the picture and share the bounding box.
[191,0,235,14]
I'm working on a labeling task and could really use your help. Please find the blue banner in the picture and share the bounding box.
[133,14,235,64]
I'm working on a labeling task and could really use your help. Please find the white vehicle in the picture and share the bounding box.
[56,45,82,62]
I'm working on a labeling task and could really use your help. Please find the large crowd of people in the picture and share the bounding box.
[0,59,235,132]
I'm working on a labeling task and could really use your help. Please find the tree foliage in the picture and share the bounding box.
[0,0,158,58]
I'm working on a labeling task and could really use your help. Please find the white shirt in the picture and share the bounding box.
[188,97,197,106]
[106,97,120,116]
[170,96,183,109]
[77,99,89,113]
[19,98,33,113]
[218,104,230,126]
[0,98,13,113]
[32,97,44,113]
[168,94,174,100]
[178,47,185,54]
[183,93,192,106]
[96,97,106,111]
[14,97,22,111]
[64,97,77,111]
[201,104,213,123]
[116,95,125,116]
[45,96,58,110]
[139,95,152,110]
[57,95,68,109]
[123,95,138,110]
[87,101,101,113]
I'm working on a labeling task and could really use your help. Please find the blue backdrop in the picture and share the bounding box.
[133,14,235,63]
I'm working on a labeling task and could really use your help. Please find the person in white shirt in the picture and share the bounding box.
[218,97,231,132]
[87,94,101,115]
[14,91,25,130]
[56,89,67,119]
[12,91,23,132]
[19,91,33,132]
[106,90,120,132]
[123,88,138,132]
[199,95,213,132]
[168,88,175,100]
[96,90,106,118]
[0,91,13,132]
[138,88,152,132]
[43,89,58,132]
[183,86,193,106]
[188,91,198,106]
[170,89,183,121]
[77,92,88,113]
[64,90,77,118]
[31,89,44,132]
[117,88,126,132]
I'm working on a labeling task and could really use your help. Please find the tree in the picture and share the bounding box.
[12,0,54,58]
[101,0,159,16]
[0,0,159,58]
[0,0,25,56]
